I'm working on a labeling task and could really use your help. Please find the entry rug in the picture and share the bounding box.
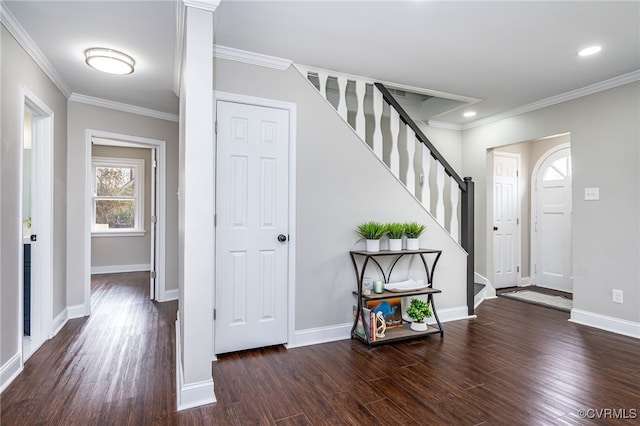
[499,290,572,312]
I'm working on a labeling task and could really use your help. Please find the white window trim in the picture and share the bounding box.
[91,156,145,236]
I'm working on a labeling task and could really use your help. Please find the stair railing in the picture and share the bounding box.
[297,66,476,315]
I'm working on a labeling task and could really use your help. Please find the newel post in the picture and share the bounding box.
[461,177,475,316]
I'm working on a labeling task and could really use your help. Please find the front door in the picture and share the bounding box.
[534,146,572,292]
[493,153,519,288]
[215,101,290,354]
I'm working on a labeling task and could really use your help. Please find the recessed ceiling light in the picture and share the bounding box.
[463,111,476,118]
[577,45,602,57]
[85,48,135,75]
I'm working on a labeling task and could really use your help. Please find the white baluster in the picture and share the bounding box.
[372,87,384,160]
[421,145,431,210]
[336,76,348,121]
[450,176,460,242]
[389,109,400,178]
[435,162,445,227]
[317,71,328,101]
[406,125,416,195]
[355,80,366,140]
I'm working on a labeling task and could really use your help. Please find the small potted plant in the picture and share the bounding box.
[356,221,386,252]
[406,297,433,331]
[404,222,426,250]
[385,222,405,251]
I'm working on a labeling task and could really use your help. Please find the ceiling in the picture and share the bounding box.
[4,1,639,126]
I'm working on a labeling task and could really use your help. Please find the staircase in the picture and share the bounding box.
[296,65,476,315]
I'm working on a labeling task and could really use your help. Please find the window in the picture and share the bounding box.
[543,156,572,181]
[92,156,144,235]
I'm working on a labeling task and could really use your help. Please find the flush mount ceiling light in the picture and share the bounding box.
[577,45,602,57]
[463,111,477,118]
[85,48,135,75]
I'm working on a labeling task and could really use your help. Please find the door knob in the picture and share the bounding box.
[493,226,498,231]
[277,234,287,242]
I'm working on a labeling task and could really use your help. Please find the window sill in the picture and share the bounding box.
[91,230,146,238]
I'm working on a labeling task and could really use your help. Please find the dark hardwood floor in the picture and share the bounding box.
[2,272,639,425]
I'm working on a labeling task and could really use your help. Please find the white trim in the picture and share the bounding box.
[176,317,216,411]
[66,304,86,320]
[463,70,640,130]
[212,91,298,357]
[84,130,167,314]
[183,0,220,12]
[0,353,23,394]
[52,308,68,335]
[69,93,179,123]
[91,231,146,238]
[213,45,292,70]
[570,309,640,339]
[1,7,71,97]
[426,120,463,131]
[164,288,179,301]
[91,264,151,275]
[530,143,571,288]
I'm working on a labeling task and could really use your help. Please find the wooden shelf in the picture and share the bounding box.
[353,322,441,346]
[353,287,441,300]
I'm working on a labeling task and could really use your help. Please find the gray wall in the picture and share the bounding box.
[1,25,68,364]
[67,102,180,309]
[90,145,152,269]
[213,58,467,330]
[463,81,640,323]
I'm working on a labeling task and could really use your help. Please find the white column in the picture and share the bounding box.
[406,125,416,194]
[177,2,216,410]
[421,145,431,211]
[389,109,400,178]
[355,80,366,140]
[336,75,348,120]
[450,176,460,242]
[372,86,384,160]
[435,162,445,227]
[317,71,328,102]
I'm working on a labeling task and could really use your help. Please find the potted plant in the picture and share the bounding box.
[404,222,426,250]
[406,297,433,331]
[356,221,386,252]
[385,222,405,251]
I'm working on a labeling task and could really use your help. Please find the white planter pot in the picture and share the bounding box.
[388,238,402,251]
[406,238,420,250]
[365,239,380,252]
[410,321,428,332]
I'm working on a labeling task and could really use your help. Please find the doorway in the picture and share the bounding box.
[84,130,167,315]
[213,93,297,355]
[20,89,54,361]
[532,144,572,293]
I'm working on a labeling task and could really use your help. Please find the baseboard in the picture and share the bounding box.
[175,317,216,411]
[570,309,640,339]
[164,288,179,302]
[287,305,474,349]
[474,272,489,285]
[52,308,68,336]
[286,323,352,349]
[0,353,23,393]
[67,304,86,320]
[520,276,531,285]
[91,264,150,275]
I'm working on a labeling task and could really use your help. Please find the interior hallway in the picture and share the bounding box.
[2,272,639,424]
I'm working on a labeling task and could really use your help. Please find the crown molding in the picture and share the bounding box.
[1,5,71,97]
[213,45,292,71]
[426,120,462,131]
[462,70,640,130]
[182,0,220,13]
[69,93,179,123]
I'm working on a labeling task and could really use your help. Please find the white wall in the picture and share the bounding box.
[90,145,152,270]
[213,58,468,331]
[1,25,68,365]
[67,101,180,310]
[463,81,640,327]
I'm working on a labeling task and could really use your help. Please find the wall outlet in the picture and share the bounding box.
[612,289,623,304]
[584,187,600,201]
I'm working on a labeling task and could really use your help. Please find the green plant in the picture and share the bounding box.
[404,222,427,239]
[385,222,405,239]
[355,221,386,240]
[406,298,433,322]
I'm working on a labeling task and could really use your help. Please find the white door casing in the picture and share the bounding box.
[150,148,157,300]
[533,145,572,292]
[493,153,520,288]
[215,100,290,355]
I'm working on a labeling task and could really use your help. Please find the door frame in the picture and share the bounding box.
[83,130,167,315]
[487,150,522,288]
[530,142,572,290]
[212,91,297,358]
[19,87,54,361]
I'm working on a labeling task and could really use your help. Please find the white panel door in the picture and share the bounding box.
[493,153,519,288]
[535,148,572,292]
[215,101,289,354]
